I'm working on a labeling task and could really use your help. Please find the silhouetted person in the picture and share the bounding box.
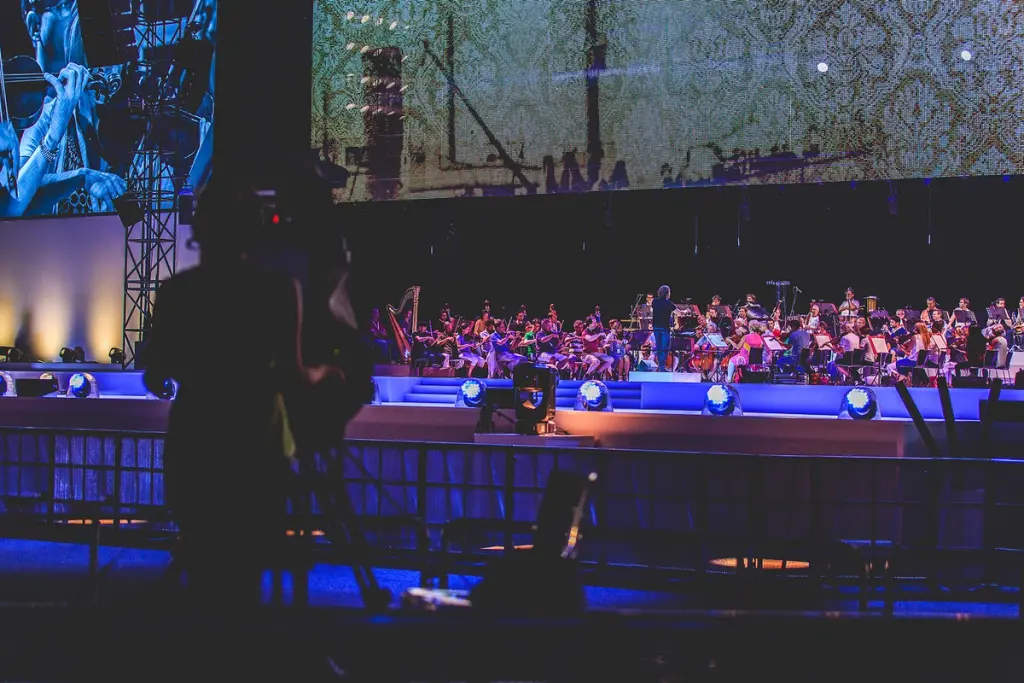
[143,177,344,612]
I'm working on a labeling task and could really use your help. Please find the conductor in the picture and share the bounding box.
[651,285,676,372]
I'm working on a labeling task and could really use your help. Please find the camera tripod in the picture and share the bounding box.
[288,448,391,612]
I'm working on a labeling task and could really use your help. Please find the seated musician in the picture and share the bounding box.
[887,314,907,338]
[930,309,944,325]
[487,319,526,378]
[436,319,459,369]
[707,294,724,319]
[472,310,491,336]
[894,308,910,330]
[411,322,443,367]
[779,318,811,372]
[726,321,766,383]
[582,317,613,378]
[987,324,1009,369]
[536,319,568,369]
[606,319,631,381]
[518,321,537,361]
[922,297,941,322]
[366,307,392,362]
[568,319,601,376]
[954,326,988,376]
[457,321,487,373]
[509,309,528,333]
[837,323,861,355]
[988,298,1012,327]
[547,304,562,333]
[953,298,977,328]
[887,322,942,382]
[805,303,821,331]
[636,344,658,371]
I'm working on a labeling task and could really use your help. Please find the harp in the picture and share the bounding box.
[387,286,420,362]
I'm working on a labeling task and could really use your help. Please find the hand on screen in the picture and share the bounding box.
[82,169,127,211]
[43,64,90,138]
[0,122,17,156]
[0,122,18,184]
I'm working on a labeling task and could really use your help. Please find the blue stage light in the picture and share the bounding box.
[67,373,97,399]
[153,378,177,400]
[841,387,879,420]
[0,371,13,397]
[575,380,611,411]
[456,378,487,408]
[703,384,741,416]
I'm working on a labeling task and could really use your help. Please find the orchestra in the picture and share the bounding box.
[374,288,1020,387]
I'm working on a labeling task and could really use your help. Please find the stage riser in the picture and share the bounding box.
[374,376,1024,421]
[2,430,1019,557]
[2,371,1021,421]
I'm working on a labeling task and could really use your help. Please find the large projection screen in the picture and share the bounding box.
[311,0,1023,202]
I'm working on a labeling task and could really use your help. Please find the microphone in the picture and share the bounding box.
[793,286,803,293]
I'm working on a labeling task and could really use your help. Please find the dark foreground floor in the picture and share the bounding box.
[0,539,1022,681]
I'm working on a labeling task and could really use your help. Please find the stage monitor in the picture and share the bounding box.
[0,0,217,220]
[312,1,1022,203]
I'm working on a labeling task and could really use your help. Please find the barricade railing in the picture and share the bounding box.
[1,427,1023,602]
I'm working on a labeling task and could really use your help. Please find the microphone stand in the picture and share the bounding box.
[790,287,801,318]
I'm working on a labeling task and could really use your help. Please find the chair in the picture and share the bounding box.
[982,349,1013,382]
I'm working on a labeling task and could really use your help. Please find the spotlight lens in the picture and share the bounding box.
[817,62,828,73]
[706,384,736,416]
[69,373,91,398]
[459,379,486,408]
[960,50,972,61]
[579,380,605,407]
[0,375,6,396]
[844,387,876,419]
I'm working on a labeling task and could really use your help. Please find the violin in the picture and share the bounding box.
[1,54,112,133]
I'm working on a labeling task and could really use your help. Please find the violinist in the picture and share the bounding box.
[8,0,126,217]
[457,321,486,373]
[411,321,443,367]
[535,318,568,369]
[487,319,526,378]
[804,303,821,331]
[605,319,631,381]
[434,319,459,369]
[583,316,613,378]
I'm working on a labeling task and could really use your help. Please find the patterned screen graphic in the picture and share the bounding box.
[311,0,1023,202]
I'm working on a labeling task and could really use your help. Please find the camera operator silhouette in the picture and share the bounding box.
[143,176,351,608]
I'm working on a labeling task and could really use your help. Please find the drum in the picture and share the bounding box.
[866,296,878,313]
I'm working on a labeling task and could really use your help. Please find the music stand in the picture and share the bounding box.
[817,303,838,316]
[714,305,732,319]
[869,310,889,332]
[763,336,785,354]
[867,336,889,381]
[953,310,977,327]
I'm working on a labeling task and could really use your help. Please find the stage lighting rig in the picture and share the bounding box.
[840,387,879,420]
[67,373,99,399]
[703,384,742,416]
[0,372,14,397]
[574,380,611,412]
[513,363,558,435]
[0,347,24,363]
[109,348,125,365]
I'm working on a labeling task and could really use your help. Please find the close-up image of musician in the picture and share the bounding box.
[0,0,217,218]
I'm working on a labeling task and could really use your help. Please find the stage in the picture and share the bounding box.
[2,363,1023,458]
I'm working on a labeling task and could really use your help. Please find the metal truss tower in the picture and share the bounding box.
[121,12,188,368]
